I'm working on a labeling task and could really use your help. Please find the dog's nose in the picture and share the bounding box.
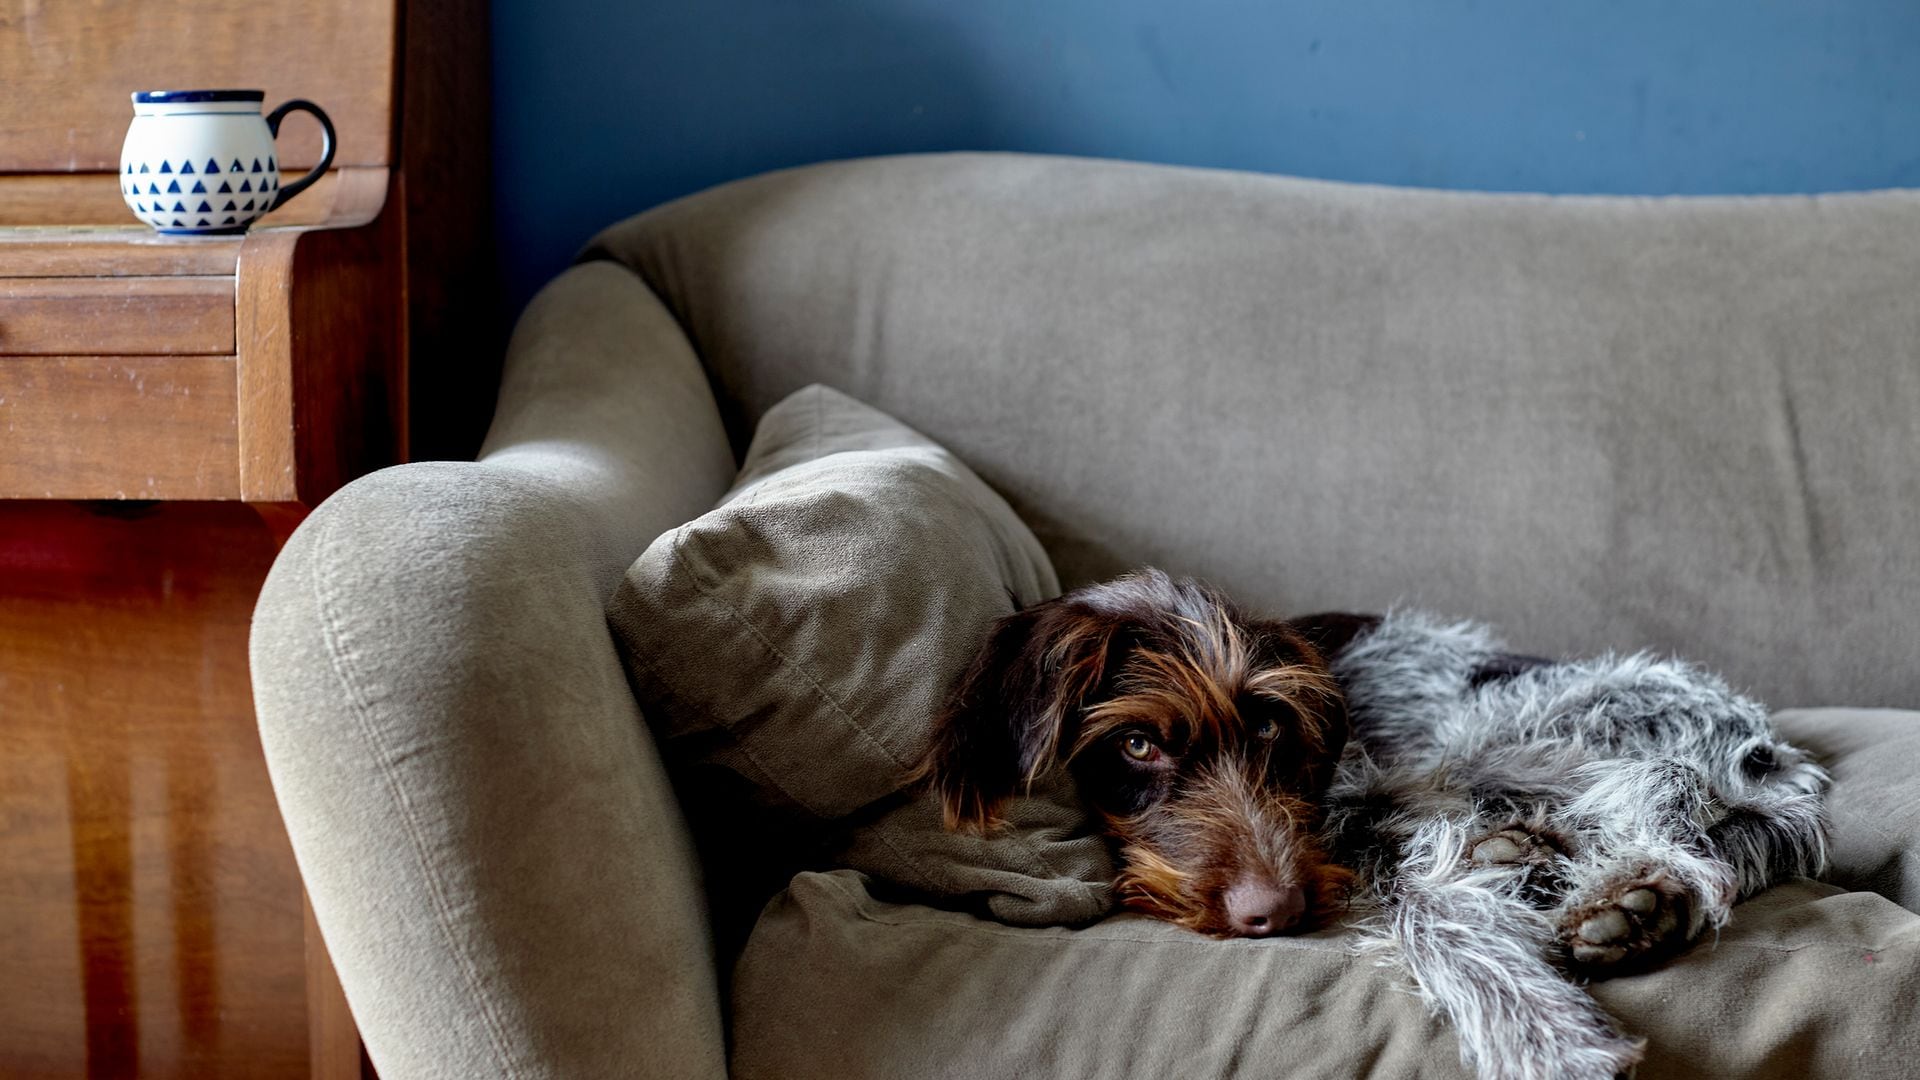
[1225,878,1306,936]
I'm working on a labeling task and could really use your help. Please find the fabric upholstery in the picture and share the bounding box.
[1776,709,1920,911]
[608,384,1112,927]
[252,262,737,1080]
[586,153,1920,709]
[731,709,1920,1080]
[250,155,1920,1080]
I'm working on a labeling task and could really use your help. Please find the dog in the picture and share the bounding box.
[917,568,1357,936]
[919,569,1830,1080]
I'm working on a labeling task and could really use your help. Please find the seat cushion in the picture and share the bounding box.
[730,708,1920,1079]
[609,384,1112,928]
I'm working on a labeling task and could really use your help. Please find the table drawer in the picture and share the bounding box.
[0,354,239,499]
[0,277,235,355]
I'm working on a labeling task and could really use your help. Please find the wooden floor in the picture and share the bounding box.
[0,501,316,1079]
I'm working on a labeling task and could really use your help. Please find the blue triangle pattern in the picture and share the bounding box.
[191,180,206,193]
[172,200,186,212]
[196,200,213,213]
[139,162,150,173]
[223,200,237,211]
[181,160,195,174]
[166,179,181,193]
[206,158,221,175]
[222,216,236,225]
[251,158,263,173]
[218,180,232,193]
[172,218,185,227]
[239,179,251,192]
[242,199,255,211]
[148,182,161,195]
[158,160,172,173]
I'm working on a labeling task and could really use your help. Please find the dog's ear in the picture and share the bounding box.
[1285,612,1382,661]
[916,598,1123,831]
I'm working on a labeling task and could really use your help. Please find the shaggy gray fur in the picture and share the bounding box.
[1325,612,1829,1080]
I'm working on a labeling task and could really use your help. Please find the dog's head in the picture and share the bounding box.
[917,569,1354,937]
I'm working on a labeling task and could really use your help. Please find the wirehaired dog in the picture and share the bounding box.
[919,570,1830,1080]
[918,568,1356,935]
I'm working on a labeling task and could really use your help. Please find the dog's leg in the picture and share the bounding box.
[1551,757,1739,976]
[1364,818,1645,1080]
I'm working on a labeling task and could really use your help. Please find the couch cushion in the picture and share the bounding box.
[608,384,1112,927]
[731,708,1920,1079]
[585,153,1920,710]
[1776,708,1920,910]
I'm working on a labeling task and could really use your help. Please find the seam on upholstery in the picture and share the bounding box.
[667,541,910,771]
[309,504,526,1080]
[619,587,855,819]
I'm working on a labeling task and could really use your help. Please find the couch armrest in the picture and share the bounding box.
[252,261,736,1080]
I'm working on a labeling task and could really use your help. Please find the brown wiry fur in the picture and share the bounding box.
[918,568,1356,936]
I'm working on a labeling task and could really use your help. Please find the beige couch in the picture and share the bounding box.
[250,154,1920,1078]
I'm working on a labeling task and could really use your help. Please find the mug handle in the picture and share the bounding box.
[263,99,336,211]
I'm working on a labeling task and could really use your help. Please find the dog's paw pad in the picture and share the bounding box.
[1577,909,1630,942]
[1560,872,1691,977]
[1617,888,1658,914]
[1570,940,1629,967]
[1467,826,1561,866]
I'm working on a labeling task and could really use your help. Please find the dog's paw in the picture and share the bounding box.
[1468,826,1563,866]
[1466,824,1572,907]
[1558,870,1692,977]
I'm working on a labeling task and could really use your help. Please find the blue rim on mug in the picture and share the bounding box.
[132,89,266,104]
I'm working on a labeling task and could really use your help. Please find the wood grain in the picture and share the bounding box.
[0,354,240,499]
[0,277,234,355]
[0,229,243,278]
[0,0,396,172]
[0,502,310,1080]
[0,168,391,230]
[237,217,403,504]
[3,0,489,1071]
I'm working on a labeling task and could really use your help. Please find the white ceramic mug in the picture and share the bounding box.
[121,90,335,235]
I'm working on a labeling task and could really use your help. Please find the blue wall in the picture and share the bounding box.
[491,1,1920,313]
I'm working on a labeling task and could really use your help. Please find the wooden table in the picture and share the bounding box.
[0,2,490,1076]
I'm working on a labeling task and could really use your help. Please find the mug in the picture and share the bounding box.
[120,90,335,235]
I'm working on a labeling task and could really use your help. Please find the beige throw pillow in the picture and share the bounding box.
[609,384,1113,926]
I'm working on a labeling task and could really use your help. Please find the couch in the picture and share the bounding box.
[250,153,1920,1078]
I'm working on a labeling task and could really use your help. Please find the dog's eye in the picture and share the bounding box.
[1742,744,1780,777]
[1252,716,1280,740]
[1120,732,1160,762]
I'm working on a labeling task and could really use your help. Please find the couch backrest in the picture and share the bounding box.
[586,153,1920,709]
